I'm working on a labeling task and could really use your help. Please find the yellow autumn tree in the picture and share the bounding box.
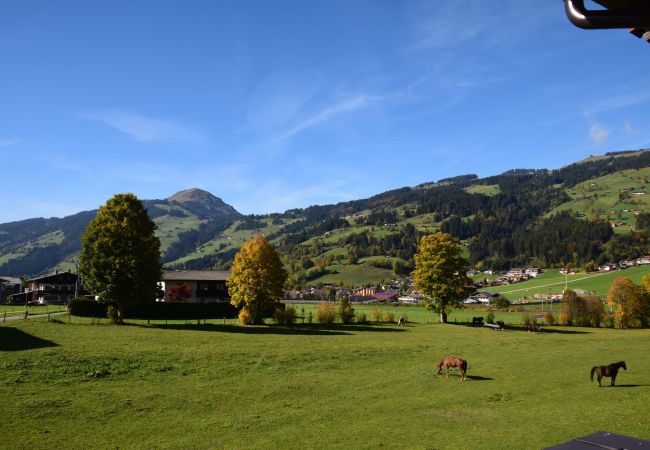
[607,276,648,328]
[413,232,473,323]
[227,235,287,325]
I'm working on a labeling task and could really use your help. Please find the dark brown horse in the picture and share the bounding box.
[591,361,627,387]
[435,355,468,381]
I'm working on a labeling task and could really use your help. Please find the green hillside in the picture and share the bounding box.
[550,167,650,231]
[4,150,650,283]
[486,265,650,300]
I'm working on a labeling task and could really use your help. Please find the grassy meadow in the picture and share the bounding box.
[486,265,650,300]
[2,314,650,449]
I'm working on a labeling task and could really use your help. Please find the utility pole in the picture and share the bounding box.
[74,257,80,298]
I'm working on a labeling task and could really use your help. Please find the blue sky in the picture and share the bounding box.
[2,0,650,223]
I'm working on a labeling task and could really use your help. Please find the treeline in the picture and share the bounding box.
[0,210,96,276]
[162,218,233,263]
[561,274,650,328]
[443,212,612,269]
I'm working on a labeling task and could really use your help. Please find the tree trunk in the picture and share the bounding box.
[440,311,448,323]
[117,304,124,325]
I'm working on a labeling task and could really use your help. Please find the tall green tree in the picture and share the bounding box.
[79,193,161,323]
[413,232,473,323]
[227,235,287,324]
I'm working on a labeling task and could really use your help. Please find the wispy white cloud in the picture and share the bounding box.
[78,109,202,142]
[0,138,20,147]
[589,123,611,144]
[584,90,650,117]
[623,122,636,134]
[410,0,556,52]
[245,71,319,131]
[276,94,381,142]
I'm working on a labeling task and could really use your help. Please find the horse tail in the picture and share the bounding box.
[590,366,597,382]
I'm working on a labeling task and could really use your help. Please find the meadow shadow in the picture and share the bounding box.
[502,326,591,335]
[146,323,407,336]
[445,322,590,334]
[466,375,494,381]
[147,323,350,335]
[612,384,646,388]
[0,327,59,351]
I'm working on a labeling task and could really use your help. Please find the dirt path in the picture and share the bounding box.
[1,311,67,323]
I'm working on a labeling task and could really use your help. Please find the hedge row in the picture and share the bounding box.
[68,298,240,319]
[67,298,107,317]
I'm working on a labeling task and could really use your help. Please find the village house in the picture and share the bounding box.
[466,291,500,305]
[159,270,230,303]
[636,256,650,266]
[10,271,81,305]
[356,287,376,297]
[373,290,399,302]
[525,267,542,277]
[0,276,22,302]
[599,263,617,272]
[398,293,422,305]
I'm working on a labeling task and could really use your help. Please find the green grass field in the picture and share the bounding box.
[485,266,650,300]
[308,263,395,285]
[1,304,67,317]
[2,315,649,449]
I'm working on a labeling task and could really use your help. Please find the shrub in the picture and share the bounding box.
[383,311,395,323]
[584,295,604,327]
[356,312,367,324]
[493,296,510,310]
[521,313,533,327]
[372,309,382,322]
[559,312,571,326]
[338,297,355,324]
[603,314,615,328]
[543,311,555,326]
[316,303,337,324]
[273,306,296,326]
[238,308,253,325]
[67,298,107,317]
[486,310,495,324]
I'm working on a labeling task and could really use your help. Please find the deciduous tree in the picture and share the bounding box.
[79,193,161,324]
[413,232,473,323]
[607,276,648,328]
[227,235,287,324]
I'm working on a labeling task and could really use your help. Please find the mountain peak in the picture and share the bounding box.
[169,188,218,203]
[168,188,241,219]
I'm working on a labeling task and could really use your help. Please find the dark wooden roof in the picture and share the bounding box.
[162,270,230,282]
[28,272,79,284]
[546,431,650,449]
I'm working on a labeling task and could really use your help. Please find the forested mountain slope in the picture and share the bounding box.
[2,150,650,283]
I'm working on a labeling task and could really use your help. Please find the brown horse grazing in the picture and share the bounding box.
[435,355,468,381]
[591,361,627,387]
